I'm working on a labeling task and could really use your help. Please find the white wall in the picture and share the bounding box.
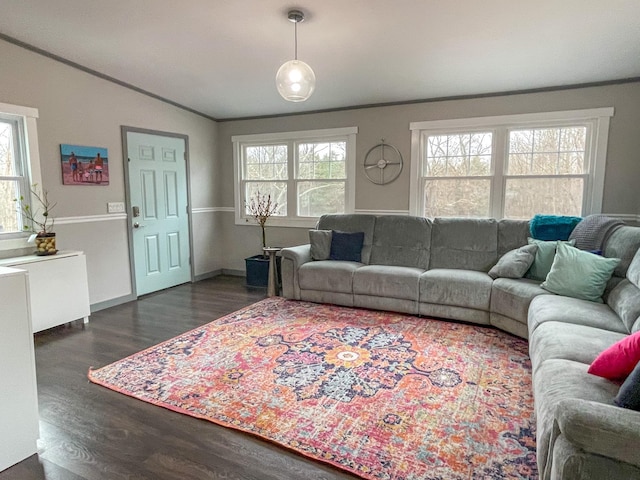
[0,39,221,307]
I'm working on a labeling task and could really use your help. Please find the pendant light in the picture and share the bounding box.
[276,9,316,102]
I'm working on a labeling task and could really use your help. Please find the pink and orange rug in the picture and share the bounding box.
[88,298,537,479]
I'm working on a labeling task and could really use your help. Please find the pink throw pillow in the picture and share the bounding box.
[588,331,640,380]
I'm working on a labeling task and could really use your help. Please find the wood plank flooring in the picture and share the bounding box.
[1,276,355,480]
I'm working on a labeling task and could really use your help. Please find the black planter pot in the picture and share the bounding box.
[245,254,281,287]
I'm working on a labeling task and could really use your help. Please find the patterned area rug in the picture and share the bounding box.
[88,298,537,479]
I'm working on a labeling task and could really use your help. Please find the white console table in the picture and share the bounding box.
[0,250,90,333]
[0,267,39,471]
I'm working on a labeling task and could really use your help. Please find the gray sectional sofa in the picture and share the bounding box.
[280,213,640,480]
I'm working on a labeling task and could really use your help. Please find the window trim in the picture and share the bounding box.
[232,127,357,228]
[409,108,614,219]
[0,102,42,251]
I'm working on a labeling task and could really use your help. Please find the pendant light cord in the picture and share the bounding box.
[294,20,298,60]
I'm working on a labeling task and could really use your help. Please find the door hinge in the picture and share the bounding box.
[186,204,189,214]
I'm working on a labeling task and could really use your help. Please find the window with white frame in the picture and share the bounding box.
[409,108,613,219]
[233,127,357,227]
[0,103,42,240]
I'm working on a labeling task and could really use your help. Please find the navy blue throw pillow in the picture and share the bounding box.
[329,230,364,262]
[614,360,640,411]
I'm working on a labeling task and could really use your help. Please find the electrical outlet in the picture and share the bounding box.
[107,202,125,213]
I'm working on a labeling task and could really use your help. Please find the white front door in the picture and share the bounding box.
[126,131,191,296]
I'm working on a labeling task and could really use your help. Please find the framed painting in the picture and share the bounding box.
[61,144,109,185]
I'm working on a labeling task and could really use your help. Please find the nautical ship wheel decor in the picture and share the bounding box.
[363,139,403,185]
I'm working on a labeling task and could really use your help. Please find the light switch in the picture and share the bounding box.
[107,202,125,213]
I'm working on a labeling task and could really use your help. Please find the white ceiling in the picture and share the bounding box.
[1,0,639,120]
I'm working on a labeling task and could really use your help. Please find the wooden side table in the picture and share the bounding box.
[262,247,282,297]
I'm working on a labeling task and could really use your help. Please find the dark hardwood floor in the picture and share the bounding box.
[1,276,355,480]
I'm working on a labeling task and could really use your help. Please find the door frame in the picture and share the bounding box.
[121,126,195,298]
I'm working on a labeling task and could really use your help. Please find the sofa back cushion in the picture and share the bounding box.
[369,215,432,269]
[317,214,376,264]
[603,226,640,278]
[429,218,498,271]
[497,219,530,256]
[607,279,640,333]
[628,247,640,289]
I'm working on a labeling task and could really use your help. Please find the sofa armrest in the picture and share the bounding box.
[280,245,312,299]
[281,244,312,267]
[555,398,640,468]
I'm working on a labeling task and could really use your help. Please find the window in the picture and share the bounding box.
[410,108,613,219]
[233,127,357,227]
[0,102,41,244]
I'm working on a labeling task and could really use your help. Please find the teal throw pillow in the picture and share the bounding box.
[529,214,582,241]
[541,242,620,303]
[525,238,576,281]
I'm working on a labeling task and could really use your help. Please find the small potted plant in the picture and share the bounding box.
[15,184,58,255]
[245,191,279,287]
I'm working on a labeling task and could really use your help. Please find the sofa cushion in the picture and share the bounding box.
[525,238,575,281]
[528,295,628,337]
[298,260,361,293]
[490,277,549,327]
[309,229,332,260]
[604,226,640,278]
[429,218,498,271]
[317,214,376,264]
[497,219,530,256]
[529,321,626,374]
[588,331,640,381]
[628,247,640,289]
[330,230,364,262]
[615,361,640,410]
[353,265,423,301]
[607,279,640,332]
[533,359,620,474]
[369,215,432,269]
[541,242,620,303]
[488,244,537,279]
[419,269,492,310]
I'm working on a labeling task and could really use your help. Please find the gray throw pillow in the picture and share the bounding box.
[309,230,332,260]
[488,244,538,279]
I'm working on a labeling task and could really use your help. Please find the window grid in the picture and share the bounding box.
[410,109,613,220]
[234,128,356,227]
[420,131,494,218]
[0,115,30,236]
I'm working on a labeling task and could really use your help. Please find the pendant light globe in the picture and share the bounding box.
[276,9,315,102]
[276,59,316,102]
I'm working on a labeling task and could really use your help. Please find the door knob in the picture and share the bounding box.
[133,222,144,228]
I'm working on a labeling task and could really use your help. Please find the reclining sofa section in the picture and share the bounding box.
[283,214,538,338]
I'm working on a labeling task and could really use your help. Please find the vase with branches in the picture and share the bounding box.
[14,184,58,255]
[247,191,279,254]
